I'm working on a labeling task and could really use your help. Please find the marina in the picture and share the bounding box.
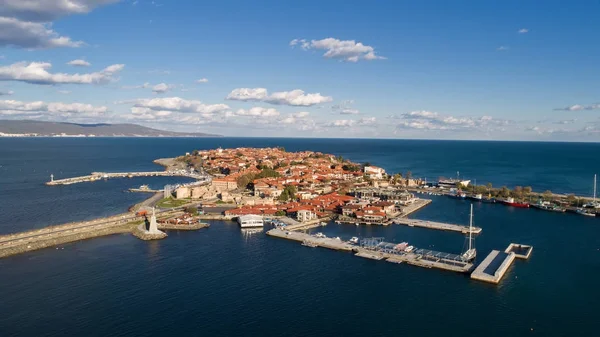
[471,243,533,284]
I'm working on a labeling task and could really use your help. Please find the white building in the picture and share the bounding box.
[364,166,386,179]
[237,214,264,228]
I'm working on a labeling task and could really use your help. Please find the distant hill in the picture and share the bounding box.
[0,120,222,137]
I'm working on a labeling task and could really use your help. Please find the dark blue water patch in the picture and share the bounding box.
[483,251,509,275]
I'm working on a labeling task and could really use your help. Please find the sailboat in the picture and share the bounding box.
[462,204,477,261]
[583,174,600,209]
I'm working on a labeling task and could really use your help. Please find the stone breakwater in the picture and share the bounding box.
[0,223,135,258]
[132,224,168,241]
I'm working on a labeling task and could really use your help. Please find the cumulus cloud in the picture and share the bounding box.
[392,110,512,131]
[497,46,509,51]
[0,1,118,49]
[195,78,208,83]
[0,0,119,22]
[0,99,107,117]
[0,17,83,49]
[226,88,332,106]
[291,37,385,62]
[152,83,172,94]
[0,61,124,85]
[518,28,529,34]
[67,59,90,67]
[130,97,230,115]
[122,82,150,90]
[554,104,600,111]
[234,107,280,117]
[0,90,14,96]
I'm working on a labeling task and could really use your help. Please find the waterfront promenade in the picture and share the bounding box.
[391,218,482,234]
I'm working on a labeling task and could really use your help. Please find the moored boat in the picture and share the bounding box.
[467,194,483,201]
[500,197,530,208]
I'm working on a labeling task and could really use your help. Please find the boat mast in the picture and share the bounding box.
[469,204,473,251]
[594,174,597,203]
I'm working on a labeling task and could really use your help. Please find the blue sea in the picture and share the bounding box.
[0,138,599,337]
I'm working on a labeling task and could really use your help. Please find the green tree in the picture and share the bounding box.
[276,146,286,152]
[275,210,286,216]
[543,190,553,200]
[192,150,199,156]
[486,183,493,191]
[500,186,510,198]
[184,206,198,215]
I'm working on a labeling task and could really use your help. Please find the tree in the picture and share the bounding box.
[184,206,198,215]
[255,168,280,179]
[236,173,256,190]
[278,185,297,202]
[523,186,532,196]
[276,146,286,152]
[513,186,523,198]
[363,162,372,167]
[275,210,286,216]
[500,186,510,198]
[543,190,553,200]
[486,183,493,191]
[566,194,577,205]
[405,171,412,180]
[192,150,199,156]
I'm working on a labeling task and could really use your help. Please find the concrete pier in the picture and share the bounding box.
[266,228,473,273]
[470,250,516,284]
[398,199,432,217]
[505,243,533,259]
[46,170,210,186]
[391,218,482,234]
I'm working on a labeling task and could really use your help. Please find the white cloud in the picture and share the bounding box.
[325,117,377,128]
[0,1,118,49]
[291,37,385,62]
[291,111,310,118]
[0,0,120,22]
[0,90,14,96]
[497,46,509,51]
[57,90,70,94]
[152,82,171,94]
[393,110,512,131]
[131,97,230,114]
[0,99,107,117]
[554,104,600,111]
[67,59,91,67]
[196,78,208,83]
[0,17,83,48]
[0,61,124,85]
[518,28,529,34]
[226,88,332,106]
[234,107,280,117]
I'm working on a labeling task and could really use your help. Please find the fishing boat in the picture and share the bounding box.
[462,204,477,261]
[531,200,566,212]
[576,208,596,217]
[349,237,359,244]
[449,190,467,199]
[467,193,483,201]
[500,197,530,208]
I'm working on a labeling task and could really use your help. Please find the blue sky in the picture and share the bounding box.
[1,0,600,140]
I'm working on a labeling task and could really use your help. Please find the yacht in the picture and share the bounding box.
[349,237,359,244]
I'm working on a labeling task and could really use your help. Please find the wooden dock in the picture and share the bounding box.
[392,218,482,234]
[470,250,516,284]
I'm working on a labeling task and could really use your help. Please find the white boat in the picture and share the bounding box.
[355,223,359,226]
[314,232,326,238]
[349,237,359,244]
[320,222,327,227]
[238,214,264,228]
[334,237,342,241]
[405,245,414,253]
